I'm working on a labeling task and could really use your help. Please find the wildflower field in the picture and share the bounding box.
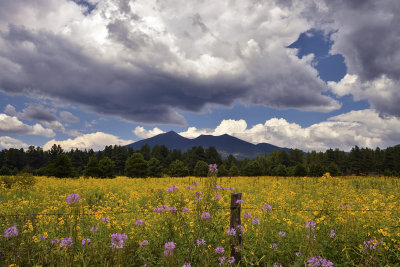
[1,174,400,266]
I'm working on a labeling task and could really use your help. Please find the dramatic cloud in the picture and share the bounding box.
[178,110,400,151]
[59,111,80,123]
[43,132,133,151]
[133,126,165,139]
[0,0,341,125]
[329,74,400,117]
[307,0,400,117]
[19,103,57,122]
[0,136,28,149]
[0,113,55,137]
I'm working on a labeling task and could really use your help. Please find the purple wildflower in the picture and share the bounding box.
[140,240,149,247]
[195,191,203,195]
[170,207,177,213]
[209,164,218,176]
[164,241,175,257]
[201,212,211,220]
[363,238,380,250]
[192,182,199,186]
[110,233,128,249]
[296,252,301,257]
[214,194,222,200]
[161,205,170,212]
[228,256,235,265]
[186,186,193,190]
[81,238,91,246]
[182,263,191,267]
[196,238,206,246]
[273,263,283,267]
[182,208,189,213]
[60,237,73,247]
[215,246,225,254]
[218,256,226,266]
[66,193,80,205]
[279,231,286,237]
[136,219,144,225]
[101,216,110,222]
[91,226,98,232]
[252,218,260,225]
[236,199,244,205]
[307,256,334,267]
[40,234,47,240]
[262,204,273,212]
[306,221,317,231]
[243,212,252,218]
[228,187,234,190]
[227,228,236,236]
[51,238,60,244]
[272,243,278,250]
[4,226,18,238]
[166,187,174,193]
[236,225,244,231]
[330,229,335,238]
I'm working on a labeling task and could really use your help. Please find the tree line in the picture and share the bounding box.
[0,143,399,178]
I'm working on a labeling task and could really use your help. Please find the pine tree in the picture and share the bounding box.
[125,153,148,178]
[98,157,115,178]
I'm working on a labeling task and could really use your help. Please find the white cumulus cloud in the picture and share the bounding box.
[43,132,133,151]
[0,136,29,149]
[133,126,165,139]
[0,113,55,137]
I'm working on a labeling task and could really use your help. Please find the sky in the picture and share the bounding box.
[1,0,400,152]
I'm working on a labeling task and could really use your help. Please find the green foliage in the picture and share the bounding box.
[168,160,189,177]
[228,164,240,176]
[294,163,308,177]
[147,158,162,178]
[271,164,288,176]
[125,153,148,178]
[98,156,115,178]
[84,156,100,178]
[217,164,229,177]
[309,163,326,177]
[47,154,75,178]
[193,160,208,177]
[0,165,12,175]
[327,162,342,177]
[242,161,263,176]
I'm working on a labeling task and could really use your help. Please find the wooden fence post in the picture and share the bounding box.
[230,192,242,263]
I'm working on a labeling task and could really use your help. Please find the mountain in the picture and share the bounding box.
[126,131,290,159]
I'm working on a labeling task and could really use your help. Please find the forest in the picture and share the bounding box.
[0,143,399,178]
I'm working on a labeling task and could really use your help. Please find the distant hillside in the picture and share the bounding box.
[126,131,290,159]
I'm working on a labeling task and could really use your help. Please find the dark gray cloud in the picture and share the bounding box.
[306,0,400,117]
[0,0,341,125]
[19,103,57,122]
[324,0,400,82]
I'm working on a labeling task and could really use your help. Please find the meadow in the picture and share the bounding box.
[1,174,400,266]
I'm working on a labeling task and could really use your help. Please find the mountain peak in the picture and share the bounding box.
[164,130,179,136]
[126,131,289,159]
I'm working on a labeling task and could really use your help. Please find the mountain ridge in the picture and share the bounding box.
[126,131,290,159]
